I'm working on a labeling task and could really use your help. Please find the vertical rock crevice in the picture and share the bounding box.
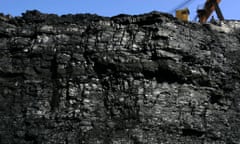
[50,54,60,111]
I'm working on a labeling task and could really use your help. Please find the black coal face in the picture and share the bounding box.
[0,10,240,143]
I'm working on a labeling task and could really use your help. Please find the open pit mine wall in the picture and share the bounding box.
[1,10,240,144]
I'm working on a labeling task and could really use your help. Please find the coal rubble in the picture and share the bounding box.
[1,10,240,143]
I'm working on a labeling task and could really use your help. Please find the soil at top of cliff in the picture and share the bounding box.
[1,10,199,26]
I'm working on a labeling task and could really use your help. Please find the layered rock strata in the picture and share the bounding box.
[1,10,240,143]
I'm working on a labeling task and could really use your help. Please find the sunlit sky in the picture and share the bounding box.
[0,0,239,21]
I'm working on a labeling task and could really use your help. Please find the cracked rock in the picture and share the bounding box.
[0,10,240,144]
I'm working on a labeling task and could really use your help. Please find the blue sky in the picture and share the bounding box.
[0,0,239,20]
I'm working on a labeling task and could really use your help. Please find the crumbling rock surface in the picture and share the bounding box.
[1,10,240,143]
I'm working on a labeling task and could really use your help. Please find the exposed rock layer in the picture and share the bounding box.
[1,10,240,143]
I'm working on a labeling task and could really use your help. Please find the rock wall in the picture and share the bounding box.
[1,10,240,143]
